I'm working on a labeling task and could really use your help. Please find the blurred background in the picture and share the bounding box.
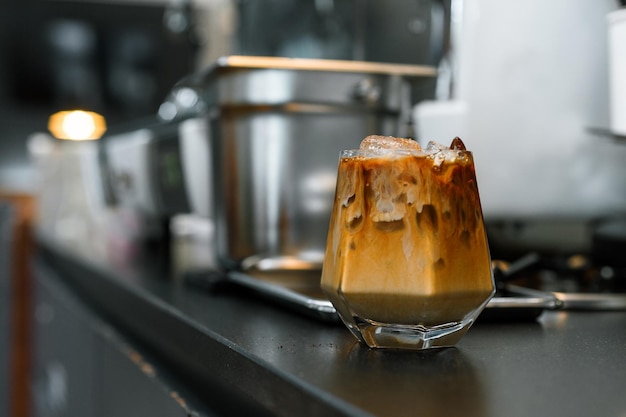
[0,0,450,192]
[1,0,626,416]
[0,0,624,220]
[0,0,204,191]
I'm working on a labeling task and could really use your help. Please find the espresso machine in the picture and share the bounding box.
[162,56,437,274]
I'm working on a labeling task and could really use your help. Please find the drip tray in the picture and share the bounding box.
[199,269,563,322]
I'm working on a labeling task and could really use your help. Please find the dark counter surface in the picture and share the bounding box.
[36,240,626,417]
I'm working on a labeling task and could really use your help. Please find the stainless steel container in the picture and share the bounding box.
[163,56,436,270]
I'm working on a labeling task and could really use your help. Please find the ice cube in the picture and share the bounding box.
[424,137,469,169]
[425,140,448,154]
[449,137,466,151]
[425,140,450,171]
[360,135,422,152]
[367,163,409,223]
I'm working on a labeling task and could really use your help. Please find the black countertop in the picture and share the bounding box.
[36,240,626,417]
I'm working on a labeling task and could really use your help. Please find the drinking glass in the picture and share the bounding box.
[321,144,495,350]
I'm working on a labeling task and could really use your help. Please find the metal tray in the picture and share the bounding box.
[221,270,562,322]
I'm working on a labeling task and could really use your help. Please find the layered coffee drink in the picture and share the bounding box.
[321,136,494,349]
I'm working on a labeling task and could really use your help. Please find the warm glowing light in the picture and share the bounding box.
[48,110,107,140]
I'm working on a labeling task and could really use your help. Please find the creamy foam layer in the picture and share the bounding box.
[321,137,494,325]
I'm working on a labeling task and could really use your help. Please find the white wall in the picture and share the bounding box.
[417,0,626,220]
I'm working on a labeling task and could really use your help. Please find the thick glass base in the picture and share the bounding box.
[356,320,473,350]
[325,287,494,350]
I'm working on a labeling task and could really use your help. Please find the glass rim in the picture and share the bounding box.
[340,148,473,159]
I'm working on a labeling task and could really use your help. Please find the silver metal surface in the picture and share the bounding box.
[491,285,562,310]
[165,56,437,269]
[228,271,338,322]
[225,271,564,323]
[552,292,626,310]
[508,284,626,311]
[240,255,323,272]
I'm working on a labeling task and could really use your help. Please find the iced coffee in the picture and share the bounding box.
[321,136,494,350]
